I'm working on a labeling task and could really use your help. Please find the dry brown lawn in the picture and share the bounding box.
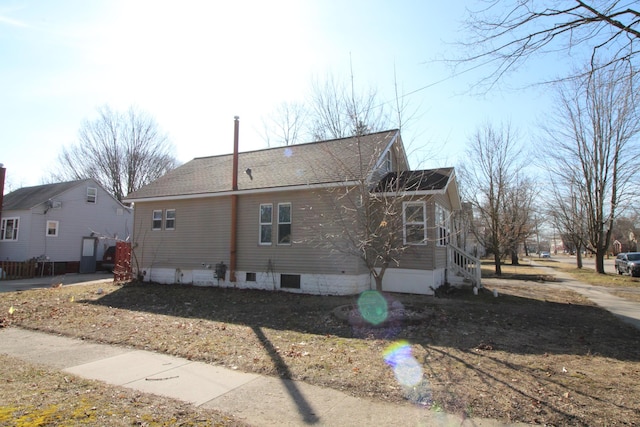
[1,263,639,426]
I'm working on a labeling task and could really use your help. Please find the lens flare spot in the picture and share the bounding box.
[384,341,423,387]
[284,147,293,157]
[357,290,388,325]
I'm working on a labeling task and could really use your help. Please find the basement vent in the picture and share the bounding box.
[280,274,301,289]
[246,272,256,282]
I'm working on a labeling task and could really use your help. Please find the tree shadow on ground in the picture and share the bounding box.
[86,282,640,363]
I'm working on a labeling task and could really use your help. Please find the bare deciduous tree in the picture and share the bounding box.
[459,122,530,275]
[260,101,307,146]
[549,180,589,268]
[541,61,640,273]
[458,1,640,89]
[261,72,391,146]
[501,175,537,265]
[308,73,390,141]
[53,105,178,202]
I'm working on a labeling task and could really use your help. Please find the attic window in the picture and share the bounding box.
[382,150,392,173]
[87,187,97,203]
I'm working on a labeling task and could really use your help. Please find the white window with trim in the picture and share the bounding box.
[277,203,291,245]
[436,204,450,246]
[152,210,163,230]
[165,209,176,230]
[87,187,97,203]
[403,201,426,245]
[46,220,59,237]
[259,204,273,245]
[0,217,19,241]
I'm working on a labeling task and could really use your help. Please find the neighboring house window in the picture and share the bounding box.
[0,217,19,241]
[152,210,163,230]
[278,203,291,245]
[436,204,450,247]
[87,187,97,203]
[260,204,273,244]
[165,209,176,230]
[46,220,59,237]
[403,202,426,245]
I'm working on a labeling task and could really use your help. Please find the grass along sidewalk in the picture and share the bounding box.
[1,263,639,426]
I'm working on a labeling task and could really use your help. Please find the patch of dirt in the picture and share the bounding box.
[1,280,639,426]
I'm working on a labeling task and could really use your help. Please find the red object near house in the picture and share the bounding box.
[114,241,133,283]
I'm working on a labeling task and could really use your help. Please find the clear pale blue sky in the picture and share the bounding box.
[1,0,559,191]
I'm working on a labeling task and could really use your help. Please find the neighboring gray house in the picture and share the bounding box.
[125,128,478,295]
[0,179,132,273]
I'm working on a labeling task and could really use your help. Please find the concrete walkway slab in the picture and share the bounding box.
[0,327,129,369]
[0,327,520,426]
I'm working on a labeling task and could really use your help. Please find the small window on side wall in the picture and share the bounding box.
[87,187,97,203]
[152,210,162,230]
[280,274,300,289]
[46,220,59,237]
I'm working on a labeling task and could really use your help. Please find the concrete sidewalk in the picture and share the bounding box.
[0,328,522,427]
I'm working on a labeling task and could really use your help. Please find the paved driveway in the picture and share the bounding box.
[0,272,113,293]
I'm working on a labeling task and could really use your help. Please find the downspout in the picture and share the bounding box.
[230,117,239,283]
[0,164,5,226]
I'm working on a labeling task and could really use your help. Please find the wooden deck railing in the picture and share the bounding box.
[0,259,37,280]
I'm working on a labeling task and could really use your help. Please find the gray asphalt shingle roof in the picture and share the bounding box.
[125,130,400,201]
[2,179,92,211]
[375,169,455,193]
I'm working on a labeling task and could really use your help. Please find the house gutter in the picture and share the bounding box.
[123,180,364,203]
[230,116,239,283]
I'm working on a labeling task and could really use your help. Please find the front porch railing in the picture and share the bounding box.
[448,244,481,287]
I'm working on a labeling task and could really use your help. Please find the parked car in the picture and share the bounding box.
[615,252,640,277]
[540,251,551,258]
[102,246,116,272]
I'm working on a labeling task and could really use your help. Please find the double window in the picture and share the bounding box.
[152,209,176,230]
[403,202,426,245]
[259,203,291,245]
[0,217,19,241]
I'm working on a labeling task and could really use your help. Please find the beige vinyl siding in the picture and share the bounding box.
[236,189,365,276]
[132,198,231,269]
[391,195,449,270]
